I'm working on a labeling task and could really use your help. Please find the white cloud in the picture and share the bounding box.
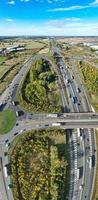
[8,1,15,5]
[48,5,90,12]
[46,18,81,27]
[48,0,98,12]
[90,0,98,5]
[5,18,14,22]
[65,17,80,22]
[0,19,98,36]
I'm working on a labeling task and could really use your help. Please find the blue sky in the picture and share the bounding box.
[0,0,98,35]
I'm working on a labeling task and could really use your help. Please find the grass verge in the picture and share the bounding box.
[0,109,16,134]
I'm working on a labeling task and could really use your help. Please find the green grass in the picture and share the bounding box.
[0,56,6,65]
[0,110,16,134]
[26,41,45,49]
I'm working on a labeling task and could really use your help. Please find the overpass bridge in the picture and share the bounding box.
[20,112,98,129]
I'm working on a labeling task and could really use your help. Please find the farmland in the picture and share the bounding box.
[0,39,48,94]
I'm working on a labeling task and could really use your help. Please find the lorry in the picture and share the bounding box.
[89,156,92,169]
[52,123,61,126]
[77,166,83,179]
[77,128,80,137]
[47,113,59,118]
[89,155,95,168]
[4,166,8,177]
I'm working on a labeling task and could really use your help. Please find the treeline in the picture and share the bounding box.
[21,58,61,112]
[9,129,68,200]
[79,61,98,94]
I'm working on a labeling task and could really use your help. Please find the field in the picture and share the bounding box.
[0,110,16,134]
[0,49,40,94]
[17,58,62,113]
[0,38,48,49]
[26,40,46,49]
[0,39,48,94]
[0,56,6,65]
[56,37,98,44]
[9,129,70,200]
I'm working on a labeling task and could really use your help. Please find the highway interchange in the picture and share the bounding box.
[0,38,97,200]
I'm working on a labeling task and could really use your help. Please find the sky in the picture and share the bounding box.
[0,0,98,36]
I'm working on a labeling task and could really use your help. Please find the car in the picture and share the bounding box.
[77,87,81,93]
[83,134,85,139]
[72,96,77,104]
[78,102,81,106]
[20,129,23,133]
[16,123,19,126]
[5,139,9,143]
[4,152,8,156]
[14,132,18,136]
[81,152,84,157]
[6,143,10,147]
[8,185,10,190]
[72,75,74,79]
[28,116,32,119]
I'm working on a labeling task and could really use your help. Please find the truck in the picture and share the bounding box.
[77,166,83,179]
[16,111,18,117]
[52,123,61,126]
[77,168,80,179]
[92,155,95,167]
[47,113,59,118]
[77,128,80,137]
[89,155,95,168]
[4,166,8,177]
[80,129,83,141]
[89,156,92,169]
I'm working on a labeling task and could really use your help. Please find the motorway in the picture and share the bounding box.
[51,38,96,200]
[0,39,97,200]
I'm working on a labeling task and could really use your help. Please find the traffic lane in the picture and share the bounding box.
[0,158,10,200]
[80,128,94,200]
[0,55,37,106]
[69,65,89,112]
[0,118,98,143]
[51,39,95,199]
